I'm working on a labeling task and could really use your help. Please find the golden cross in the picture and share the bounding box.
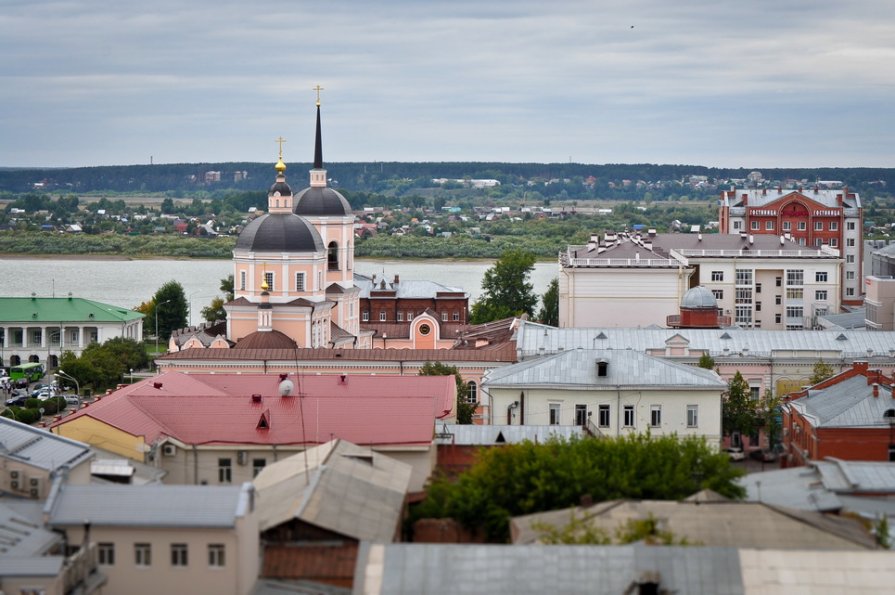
[275,136,286,160]
[313,84,324,106]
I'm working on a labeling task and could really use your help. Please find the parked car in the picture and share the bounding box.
[5,394,30,407]
[724,447,745,461]
[62,395,80,408]
[749,449,778,463]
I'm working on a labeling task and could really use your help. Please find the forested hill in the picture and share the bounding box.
[0,162,892,199]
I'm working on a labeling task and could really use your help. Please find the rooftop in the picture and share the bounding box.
[789,375,895,428]
[0,296,143,323]
[0,417,93,473]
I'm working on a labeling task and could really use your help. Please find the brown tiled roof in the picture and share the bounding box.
[158,344,518,363]
[233,330,298,350]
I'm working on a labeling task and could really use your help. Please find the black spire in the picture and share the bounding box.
[313,104,323,169]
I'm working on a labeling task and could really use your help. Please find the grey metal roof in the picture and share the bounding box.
[816,309,868,330]
[815,459,895,492]
[723,187,860,209]
[352,543,745,595]
[484,348,725,390]
[790,376,895,427]
[253,440,410,542]
[0,501,61,558]
[46,483,250,528]
[354,273,466,299]
[433,423,585,445]
[0,418,93,472]
[235,212,324,253]
[514,320,895,360]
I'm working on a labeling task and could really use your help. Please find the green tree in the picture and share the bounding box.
[151,281,188,341]
[697,353,716,370]
[59,337,148,393]
[722,371,758,439]
[201,297,227,323]
[419,361,474,424]
[414,434,744,541]
[220,274,235,301]
[810,360,835,384]
[758,390,783,450]
[537,278,559,326]
[469,249,538,323]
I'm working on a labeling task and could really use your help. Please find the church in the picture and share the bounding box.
[222,98,374,349]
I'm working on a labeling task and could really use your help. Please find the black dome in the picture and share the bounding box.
[293,186,352,216]
[269,180,292,196]
[235,213,324,253]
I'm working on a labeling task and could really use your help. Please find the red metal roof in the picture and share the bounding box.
[52,372,455,447]
[158,344,518,362]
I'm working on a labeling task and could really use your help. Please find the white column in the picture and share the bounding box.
[78,326,85,348]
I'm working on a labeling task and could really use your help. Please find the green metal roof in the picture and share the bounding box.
[0,297,143,323]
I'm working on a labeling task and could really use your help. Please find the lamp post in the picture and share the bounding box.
[55,369,80,409]
[154,299,171,361]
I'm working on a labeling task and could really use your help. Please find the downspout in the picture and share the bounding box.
[520,391,525,425]
[192,445,199,484]
[616,385,621,436]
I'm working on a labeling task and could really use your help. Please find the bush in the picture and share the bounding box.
[1,407,42,425]
[25,398,42,409]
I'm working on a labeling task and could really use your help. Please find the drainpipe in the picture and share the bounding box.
[520,391,525,425]
[192,445,199,484]
[616,385,621,436]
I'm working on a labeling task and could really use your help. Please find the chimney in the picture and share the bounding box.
[251,394,262,403]
[749,235,754,245]
[762,188,767,196]
[153,382,163,389]
[854,361,869,374]
[393,274,400,285]
[697,233,703,242]
[873,383,879,398]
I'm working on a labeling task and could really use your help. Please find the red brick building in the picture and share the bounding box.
[357,273,468,326]
[783,362,895,465]
[719,186,863,304]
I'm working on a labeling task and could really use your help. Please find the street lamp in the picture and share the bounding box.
[55,369,80,409]
[154,299,172,360]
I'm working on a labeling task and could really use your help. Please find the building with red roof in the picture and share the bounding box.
[50,371,455,492]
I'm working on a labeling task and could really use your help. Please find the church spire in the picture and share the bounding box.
[309,84,327,189]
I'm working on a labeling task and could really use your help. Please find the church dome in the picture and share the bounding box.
[269,179,292,196]
[681,286,718,309]
[293,186,352,216]
[235,213,324,253]
[234,329,298,350]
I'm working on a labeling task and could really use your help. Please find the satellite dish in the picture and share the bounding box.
[278,379,294,397]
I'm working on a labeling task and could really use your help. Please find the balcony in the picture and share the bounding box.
[63,543,107,594]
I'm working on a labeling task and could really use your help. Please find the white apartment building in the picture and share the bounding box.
[559,233,842,330]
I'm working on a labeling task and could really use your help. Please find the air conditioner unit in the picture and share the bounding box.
[29,477,40,487]
[237,451,248,466]
[10,470,19,480]
[10,480,19,491]
[162,444,177,457]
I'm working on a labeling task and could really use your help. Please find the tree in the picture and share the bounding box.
[722,371,758,439]
[413,434,744,541]
[200,275,234,323]
[697,353,716,370]
[810,360,835,385]
[59,337,149,393]
[758,390,783,450]
[220,274,235,301]
[537,278,559,326]
[151,281,188,341]
[469,249,538,324]
[419,361,474,424]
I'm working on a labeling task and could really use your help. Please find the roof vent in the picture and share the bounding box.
[720,332,732,340]
[495,431,506,444]
[836,334,848,341]
[597,360,609,377]
[251,393,262,403]
[278,379,294,397]
[596,332,608,340]
[153,382,163,389]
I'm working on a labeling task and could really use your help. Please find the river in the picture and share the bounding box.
[0,257,559,326]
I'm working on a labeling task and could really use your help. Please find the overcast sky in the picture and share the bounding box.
[2,0,894,169]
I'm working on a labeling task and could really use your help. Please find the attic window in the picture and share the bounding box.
[597,360,609,377]
[257,410,270,430]
[720,332,732,340]
[595,332,608,340]
[836,334,848,341]
[495,431,506,444]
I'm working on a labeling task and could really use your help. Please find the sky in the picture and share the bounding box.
[1,0,894,169]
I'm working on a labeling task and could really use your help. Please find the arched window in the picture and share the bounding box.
[10,355,20,366]
[466,381,478,404]
[328,241,339,271]
[28,355,40,363]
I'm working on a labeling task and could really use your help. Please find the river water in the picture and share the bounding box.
[0,257,559,326]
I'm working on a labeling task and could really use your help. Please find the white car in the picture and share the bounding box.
[724,447,745,461]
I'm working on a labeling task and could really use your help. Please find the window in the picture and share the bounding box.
[733,221,741,230]
[847,238,856,247]
[441,312,448,322]
[766,221,774,230]
[598,404,610,428]
[623,405,635,428]
[135,543,151,567]
[735,288,752,304]
[786,288,803,300]
[687,405,698,428]
[171,544,188,567]
[362,311,369,322]
[830,221,838,231]
[798,221,806,231]
[466,380,479,403]
[650,405,662,427]
[786,305,804,320]
[575,404,588,426]
[407,312,414,321]
[846,255,855,263]
[327,241,339,271]
[452,312,460,321]
[775,276,782,287]
[253,458,266,477]
[786,269,804,286]
[816,271,828,282]
[98,543,115,566]
[218,458,232,483]
[208,544,225,568]
[814,238,822,247]
[31,329,42,345]
[830,238,838,247]
[846,271,855,280]
[775,313,782,323]
[847,287,855,296]
[751,220,759,230]
[735,305,752,324]
[239,270,246,290]
[711,271,723,282]
[317,271,322,289]
[775,295,782,305]
[295,272,305,292]
[549,403,560,425]
[712,290,723,300]
[379,311,386,322]
[397,312,403,322]
[814,221,823,231]
[755,283,762,294]
[782,221,791,231]
[750,386,760,401]
[847,221,856,230]
[264,272,274,291]
[815,290,828,301]
[755,301,762,312]
[735,269,752,286]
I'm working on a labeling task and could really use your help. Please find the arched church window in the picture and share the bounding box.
[328,242,339,271]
